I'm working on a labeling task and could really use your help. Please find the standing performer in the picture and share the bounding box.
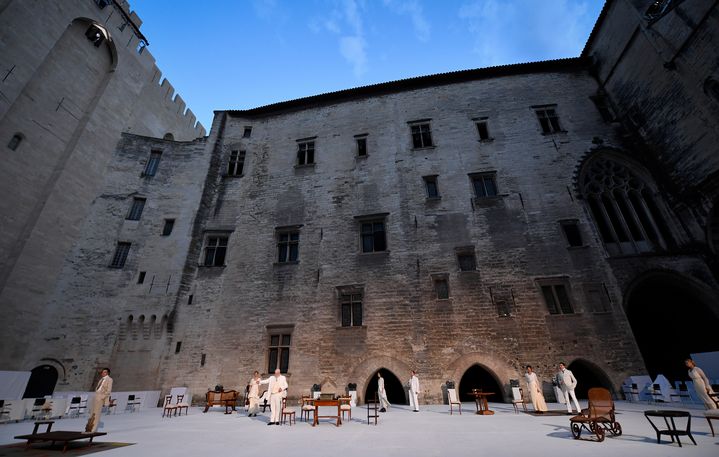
[247,370,262,417]
[260,369,288,425]
[85,368,113,433]
[685,358,717,409]
[525,366,548,413]
[377,372,390,412]
[556,362,581,414]
[409,370,421,412]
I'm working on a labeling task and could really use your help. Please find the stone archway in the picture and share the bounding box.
[625,271,719,382]
[567,359,615,399]
[445,352,518,403]
[458,364,504,403]
[348,355,413,404]
[364,368,406,405]
[22,365,58,398]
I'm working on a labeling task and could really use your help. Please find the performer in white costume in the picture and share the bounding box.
[377,372,390,412]
[247,370,262,417]
[85,368,113,433]
[260,369,288,425]
[685,358,717,410]
[409,370,421,412]
[555,362,581,413]
[525,365,548,413]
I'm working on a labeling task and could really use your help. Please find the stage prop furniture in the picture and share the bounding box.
[280,398,296,425]
[175,394,189,416]
[203,389,238,414]
[14,430,107,453]
[569,387,622,442]
[511,387,528,414]
[339,396,352,421]
[312,397,342,427]
[366,393,379,425]
[467,389,495,415]
[643,410,696,447]
[448,388,462,415]
[301,397,315,422]
[162,395,177,418]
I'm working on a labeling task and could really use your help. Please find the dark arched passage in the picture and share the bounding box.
[458,364,504,403]
[22,365,58,398]
[567,359,614,399]
[625,273,719,382]
[365,368,406,405]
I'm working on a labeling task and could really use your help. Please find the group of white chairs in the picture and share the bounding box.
[621,375,716,404]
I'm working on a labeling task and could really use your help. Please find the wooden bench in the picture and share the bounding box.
[14,431,107,453]
[203,390,238,414]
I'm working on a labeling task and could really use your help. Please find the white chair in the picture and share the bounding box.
[126,394,141,412]
[511,387,528,414]
[49,398,67,418]
[448,388,462,415]
[67,396,84,417]
[0,400,25,422]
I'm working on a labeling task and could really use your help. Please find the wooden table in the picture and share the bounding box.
[311,399,342,427]
[14,431,107,453]
[466,392,495,415]
[644,410,696,447]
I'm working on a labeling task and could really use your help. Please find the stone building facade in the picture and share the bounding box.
[0,0,205,381]
[3,0,719,404]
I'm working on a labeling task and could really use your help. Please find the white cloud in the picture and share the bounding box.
[383,0,431,42]
[310,0,369,78]
[458,0,592,67]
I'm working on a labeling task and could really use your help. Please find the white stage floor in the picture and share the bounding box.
[1,401,716,456]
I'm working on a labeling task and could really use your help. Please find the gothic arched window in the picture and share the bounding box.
[580,154,672,256]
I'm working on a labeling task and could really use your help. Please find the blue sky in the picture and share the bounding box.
[131,0,605,129]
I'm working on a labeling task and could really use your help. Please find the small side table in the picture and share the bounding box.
[32,420,54,435]
[644,410,696,447]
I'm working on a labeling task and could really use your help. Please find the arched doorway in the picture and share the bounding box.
[458,364,504,403]
[22,365,58,398]
[364,369,406,405]
[567,360,614,399]
[625,273,719,382]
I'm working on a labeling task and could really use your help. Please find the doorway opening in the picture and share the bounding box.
[22,365,58,398]
[458,364,504,403]
[365,368,406,405]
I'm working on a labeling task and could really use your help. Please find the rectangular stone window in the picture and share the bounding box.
[277,229,300,263]
[340,293,363,327]
[143,150,162,177]
[433,275,450,300]
[560,220,584,247]
[534,105,563,134]
[162,218,175,236]
[137,271,146,284]
[110,242,131,268]
[423,175,440,199]
[475,118,491,141]
[268,333,291,373]
[360,219,387,253]
[175,341,182,354]
[470,172,498,198]
[200,353,206,367]
[355,134,368,157]
[126,197,146,221]
[243,126,252,138]
[538,279,574,314]
[203,235,228,267]
[455,247,477,271]
[409,121,433,149]
[297,140,315,166]
[227,150,246,176]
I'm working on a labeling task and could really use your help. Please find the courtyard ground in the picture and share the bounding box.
[0,401,716,456]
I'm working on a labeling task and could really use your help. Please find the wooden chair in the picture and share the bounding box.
[162,395,177,418]
[300,396,314,422]
[569,388,622,442]
[448,388,461,415]
[511,387,528,414]
[339,396,352,421]
[280,398,295,425]
[175,394,189,416]
[366,393,379,425]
